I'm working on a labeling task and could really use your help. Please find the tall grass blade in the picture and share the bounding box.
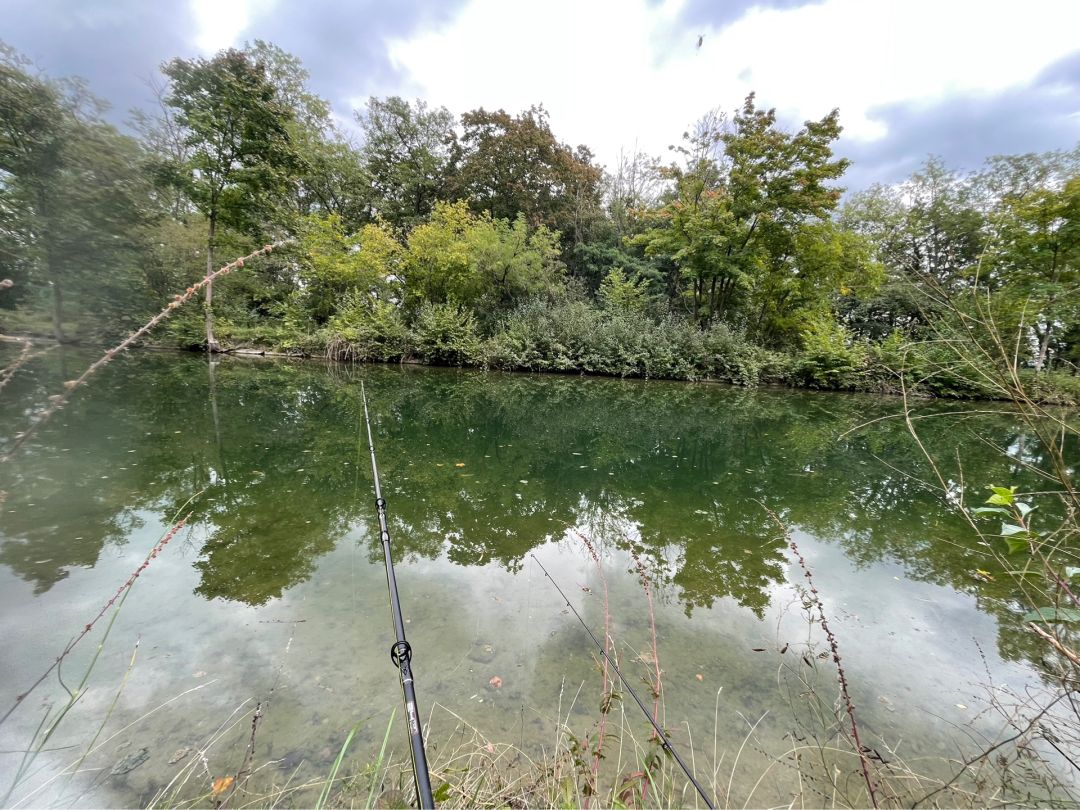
[315,720,362,810]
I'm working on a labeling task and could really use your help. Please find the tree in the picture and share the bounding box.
[296,214,402,324]
[635,94,850,338]
[403,200,564,319]
[161,49,298,350]
[356,96,456,230]
[1,45,152,339]
[898,158,984,293]
[453,106,604,258]
[991,175,1080,370]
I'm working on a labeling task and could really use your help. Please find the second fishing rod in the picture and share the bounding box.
[361,382,435,809]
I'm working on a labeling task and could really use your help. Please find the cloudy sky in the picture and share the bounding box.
[5,0,1079,189]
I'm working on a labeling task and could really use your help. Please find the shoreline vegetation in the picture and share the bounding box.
[1,41,1078,406]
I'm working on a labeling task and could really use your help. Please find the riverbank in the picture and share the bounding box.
[5,319,1080,407]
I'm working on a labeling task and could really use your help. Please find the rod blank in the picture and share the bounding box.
[361,382,435,809]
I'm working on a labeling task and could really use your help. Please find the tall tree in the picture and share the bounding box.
[991,175,1080,370]
[356,96,456,230]
[1,45,151,339]
[636,94,851,337]
[453,106,604,265]
[161,49,298,350]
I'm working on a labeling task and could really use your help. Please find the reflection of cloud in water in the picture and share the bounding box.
[0,351,1066,805]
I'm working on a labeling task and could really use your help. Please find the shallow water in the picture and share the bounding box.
[0,350,1073,806]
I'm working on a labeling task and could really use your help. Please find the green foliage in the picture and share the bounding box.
[324,294,408,362]
[411,301,480,366]
[0,46,156,339]
[794,315,867,389]
[597,268,649,314]
[480,299,769,383]
[356,96,456,230]
[634,94,850,341]
[404,201,564,319]
[297,214,401,324]
[162,49,298,236]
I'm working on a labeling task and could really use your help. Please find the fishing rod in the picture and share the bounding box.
[361,382,435,809]
[530,553,716,809]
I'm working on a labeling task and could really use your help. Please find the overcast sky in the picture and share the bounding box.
[4,0,1079,190]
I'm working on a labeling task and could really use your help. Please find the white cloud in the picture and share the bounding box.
[190,0,276,54]
[387,0,1080,170]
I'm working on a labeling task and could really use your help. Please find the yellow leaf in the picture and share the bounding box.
[212,776,234,797]
[455,462,465,467]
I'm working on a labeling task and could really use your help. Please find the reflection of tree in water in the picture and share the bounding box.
[0,350,1069,667]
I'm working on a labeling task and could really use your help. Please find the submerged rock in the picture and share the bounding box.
[467,641,496,664]
[110,747,150,777]
[168,747,193,765]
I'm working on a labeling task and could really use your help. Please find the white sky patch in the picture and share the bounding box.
[387,0,1080,170]
[190,0,275,54]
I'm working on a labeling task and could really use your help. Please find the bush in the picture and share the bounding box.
[324,293,408,362]
[411,301,481,366]
[794,316,867,389]
[479,300,769,383]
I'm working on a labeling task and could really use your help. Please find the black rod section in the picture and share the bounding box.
[530,553,716,809]
[361,383,435,809]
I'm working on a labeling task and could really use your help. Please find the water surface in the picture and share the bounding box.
[0,350,1070,806]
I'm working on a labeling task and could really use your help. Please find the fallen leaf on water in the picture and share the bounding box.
[955,703,967,710]
[455,462,465,467]
[212,776,234,796]
[484,743,496,754]
[489,675,503,689]
[695,673,703,681]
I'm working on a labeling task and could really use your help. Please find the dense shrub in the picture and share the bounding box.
[411,302,481,366]
[323,293,408,362]
[794,316,867,389]
[479,300,767,383]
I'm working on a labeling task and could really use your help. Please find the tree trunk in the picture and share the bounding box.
[205,215,219,352]
[1034,323,1053,373]
[50,276,66,343]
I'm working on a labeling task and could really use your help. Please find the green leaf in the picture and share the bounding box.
[1022,607,1080,623]
[433,782,452,803]
[1004,535,1030,554]
[1065,567,1080,581]
[1000,523,1028,537]
[989,485,1016,499]
[1015,502,1035,518]
[971,506,1009,516]
[986,493,1012,506]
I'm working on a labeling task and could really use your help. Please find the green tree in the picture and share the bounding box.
[991,175,1080,370]
[635,94,849,337]
[453,106,604,260]
[161,49,299,350]
[403,200,564,318]
[297,214,402,324]
[356,96,456,230]
[0,46,152,339]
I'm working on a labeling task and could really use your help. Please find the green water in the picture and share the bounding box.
[0,350,1072,806]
